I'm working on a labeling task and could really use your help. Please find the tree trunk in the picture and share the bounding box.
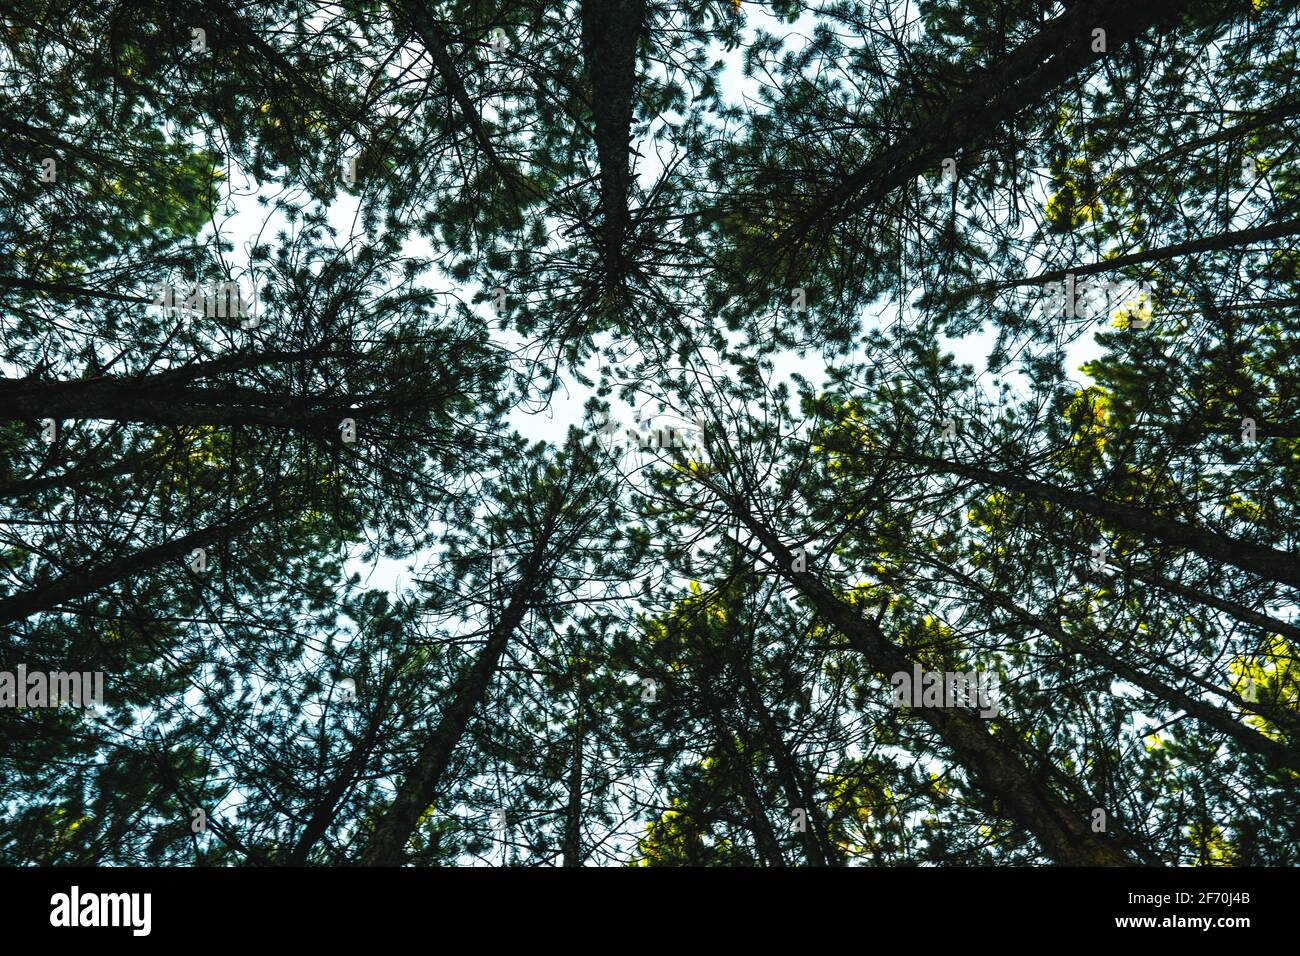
[395,1,535,196]
[0,375,355,431]
[942,562,1299,769]
[906,453,1300,590]
[0,507,275,626]
[739,669,839,865]
[579,0,645,283]
[1111,555,1300,644]
[0,274,155,304]
[360,563,540,866]
[701,691,785,867]
[1,447,167,499]
[785,0,1186,246]
[287,707,386,865]
[714,492,1135,865]
[562,683,585,867]
[963,218,1300,301]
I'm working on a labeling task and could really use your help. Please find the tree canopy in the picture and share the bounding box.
[1,0,1297,867]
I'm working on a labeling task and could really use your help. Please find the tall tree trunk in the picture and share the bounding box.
[1111,98,1300,190]
[0,274,155,304]
[579,0,645,283]
[711,490,1135,865]
[0,507,275,626]
[739,670,839,866]
[395,1,514,182]
[562,681,585,867]
[199,0,366,132]
[360,562,542,866]
[287,708,386,865]
[0,375,356,431]
[1,446,167,499]
[1101,549,1300,643]
[962,218,1300,301]
[904,453,1300,590]
[700,690,786,867]
[784,0,1187,247]
[938,561,1299,769]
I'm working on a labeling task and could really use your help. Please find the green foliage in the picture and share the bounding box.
[2,0,1298,868]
